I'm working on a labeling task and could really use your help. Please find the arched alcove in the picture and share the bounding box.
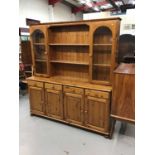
[32,29,45,43]
[31,30,47,74]
[92,27,112,83]
[93,26,112,44]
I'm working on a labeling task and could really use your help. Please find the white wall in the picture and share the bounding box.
[19,0,49,27]
[48,3,83,22]
[83,9,135,35]
[19,0,83,28]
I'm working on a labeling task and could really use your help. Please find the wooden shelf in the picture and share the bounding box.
[93,44,112,46]
[35,59,47,62]
[49,43,89,46]
[50,60,89,65]
[33,43,45,45]
[93,64,111,67]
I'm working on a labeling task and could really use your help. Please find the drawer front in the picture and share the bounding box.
[45,83,62,91]
[63,85,84,95]
[28,80,43,88]
[85,89,109,99]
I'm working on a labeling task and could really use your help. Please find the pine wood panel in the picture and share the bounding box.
[93,46,111,64]
[28,80,43,87]
[48,25,89,44]
[85,96,110,132]
[64,85,84,95]
[45,89,63,120]
[29,86,45,115]
[49,46,89,64]
[45,83,62,91]
[64,92,84,126]
[27,76,112,92]
[85,89,109,99]
[111,64,135,123]
[92,67,110,82]
[52,64,89,81]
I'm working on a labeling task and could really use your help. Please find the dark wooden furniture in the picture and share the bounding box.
[27,18,121,137]
[117,34,135,64]
[111,63,135,123]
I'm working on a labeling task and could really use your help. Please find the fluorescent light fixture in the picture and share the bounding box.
[100,4,112,9]
[94,6,100,11]
[115,1,123,6]
[79,0,86,4]
[86,2,93,7]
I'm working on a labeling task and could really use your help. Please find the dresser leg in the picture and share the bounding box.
[119,122,127,134]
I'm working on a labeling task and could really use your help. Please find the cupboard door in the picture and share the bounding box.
[30,26,49,77]
[45,89,63,120]
[29,86,45,115]
[64,93,84,126]
[85,96,110,132]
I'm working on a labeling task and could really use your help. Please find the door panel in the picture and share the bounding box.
[45,89,63,120]
[64,93,84,126]
[29,86,44,115]
[85,96,109,132]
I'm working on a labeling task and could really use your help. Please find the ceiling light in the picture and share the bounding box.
[94,7,100,11]
[100,4,112,9]
[86,2,93,7]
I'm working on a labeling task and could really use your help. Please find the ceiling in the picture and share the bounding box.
[48,0,135,14]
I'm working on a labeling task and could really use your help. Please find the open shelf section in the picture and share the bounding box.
[92,67,110,82]
[50,60,89,65]
[48,24,89,44]
[49,43,89,46]
[92,26,112,83]
[51,63,89,82]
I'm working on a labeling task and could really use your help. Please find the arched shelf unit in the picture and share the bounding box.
[31,30,48,75]
[92,26,112,84]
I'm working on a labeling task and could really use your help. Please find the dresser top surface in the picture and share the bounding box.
[27,76,112,92]
[30,17,121,27]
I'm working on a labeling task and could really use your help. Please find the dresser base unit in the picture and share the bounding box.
[27,77,114,138]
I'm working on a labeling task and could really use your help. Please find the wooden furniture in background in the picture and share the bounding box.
[21,41,33,77]
[117,34,135,64]
[27,18,121,137]
[111,63,135,123]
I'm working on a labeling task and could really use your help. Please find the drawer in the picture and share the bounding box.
[85,89,109,99]
[45,83,62,91]
[63,85,84,95]
[28,80,43,88]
